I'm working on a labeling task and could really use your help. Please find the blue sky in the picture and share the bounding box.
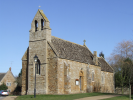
[0,0,133,76]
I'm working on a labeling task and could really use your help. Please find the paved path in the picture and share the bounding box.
[74,95,121,100]
[2,96,17,100]
[0,96,6,100]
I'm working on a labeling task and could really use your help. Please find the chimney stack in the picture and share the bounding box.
[93,51,98,65]
[9,67,11,71]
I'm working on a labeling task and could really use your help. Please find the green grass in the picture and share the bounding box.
[15,93,119,100]
[103,95,133,100]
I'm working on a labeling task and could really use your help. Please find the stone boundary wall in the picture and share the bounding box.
[115,87,129,94]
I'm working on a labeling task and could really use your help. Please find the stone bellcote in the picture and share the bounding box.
[28,9,52,65]
[29,9,51,42]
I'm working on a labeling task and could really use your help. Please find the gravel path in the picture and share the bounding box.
[74,95,121,100]
[2,96,17,100]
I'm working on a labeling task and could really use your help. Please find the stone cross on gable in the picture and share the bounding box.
[83,40,86,45]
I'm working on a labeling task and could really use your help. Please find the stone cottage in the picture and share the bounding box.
[0,68,17,93]
[21,9,115,95]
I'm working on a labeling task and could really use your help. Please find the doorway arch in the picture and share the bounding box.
[79,70,84,91]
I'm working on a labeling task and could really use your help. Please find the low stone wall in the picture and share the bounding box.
[115,87,129,94]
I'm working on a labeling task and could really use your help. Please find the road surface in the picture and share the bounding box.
[0,96,6,100]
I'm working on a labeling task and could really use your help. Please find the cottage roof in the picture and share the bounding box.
[51,36,95,65]
[0,73,6,82]
[98,57,114,73]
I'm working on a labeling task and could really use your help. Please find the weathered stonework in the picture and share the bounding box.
[47,43,58,94]
[21,48,28,95]
[21,9,115,95]
[101,71,114,93]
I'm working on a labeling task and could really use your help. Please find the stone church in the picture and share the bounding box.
[21,9,115,95]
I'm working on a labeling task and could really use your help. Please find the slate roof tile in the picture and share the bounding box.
[51,36,95,65]
[0,73,6,81]
[98,57,114,73]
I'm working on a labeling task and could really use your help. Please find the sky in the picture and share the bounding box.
[0,0,133,76]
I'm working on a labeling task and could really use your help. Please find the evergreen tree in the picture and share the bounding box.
[18,69,22,77]
[99,51,104,58]
[0,83,8,90]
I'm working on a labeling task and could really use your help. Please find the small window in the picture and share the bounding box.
[36,59,41,75]
[6,82,11,86]
[102,76,103,83]
[92,71,94,81]
[35,20,38,32]
[6,83,8,86]
[101,73,104,84]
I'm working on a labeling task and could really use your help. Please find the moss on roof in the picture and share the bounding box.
[38,9,49,22]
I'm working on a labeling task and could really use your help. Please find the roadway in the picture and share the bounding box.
[0,96,6,100]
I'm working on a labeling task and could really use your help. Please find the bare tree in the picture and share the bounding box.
[107,40,133,99]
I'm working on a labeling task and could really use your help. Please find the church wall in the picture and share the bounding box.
[58,58,88,94]
[101,71,114,93]
[28,35,48,95]
[57,59,114,94]
[29,40,47,64]
[27,64,46,95]
[47,43,58,94]
[21,48,29,95]
[88,65,101,92]
[28,38,47,94]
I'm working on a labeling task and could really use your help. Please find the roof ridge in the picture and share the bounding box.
[52,36,87,48]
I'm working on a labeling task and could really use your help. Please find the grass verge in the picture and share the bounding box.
[15,93,119,100]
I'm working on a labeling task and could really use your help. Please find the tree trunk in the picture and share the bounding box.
[129,84,131,100]
[122,85,123,94]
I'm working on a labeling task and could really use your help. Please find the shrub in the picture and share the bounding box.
[0,83,8,90]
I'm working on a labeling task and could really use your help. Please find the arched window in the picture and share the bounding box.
[41,19,44,30]
[92,71,94,81]
[35,20,38,32]
[36,59,40,75]
[101,72,104,84]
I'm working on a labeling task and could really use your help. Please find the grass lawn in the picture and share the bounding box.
[15,93,119,100]
[103,95,133,100]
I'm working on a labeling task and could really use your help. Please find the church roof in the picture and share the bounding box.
[0,73,6,82]
[51,36,95,65]
[98,57,114,73]
[38,9,49,22]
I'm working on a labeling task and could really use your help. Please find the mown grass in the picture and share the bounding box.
[103,95,133,100]
[15,93,119,100]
